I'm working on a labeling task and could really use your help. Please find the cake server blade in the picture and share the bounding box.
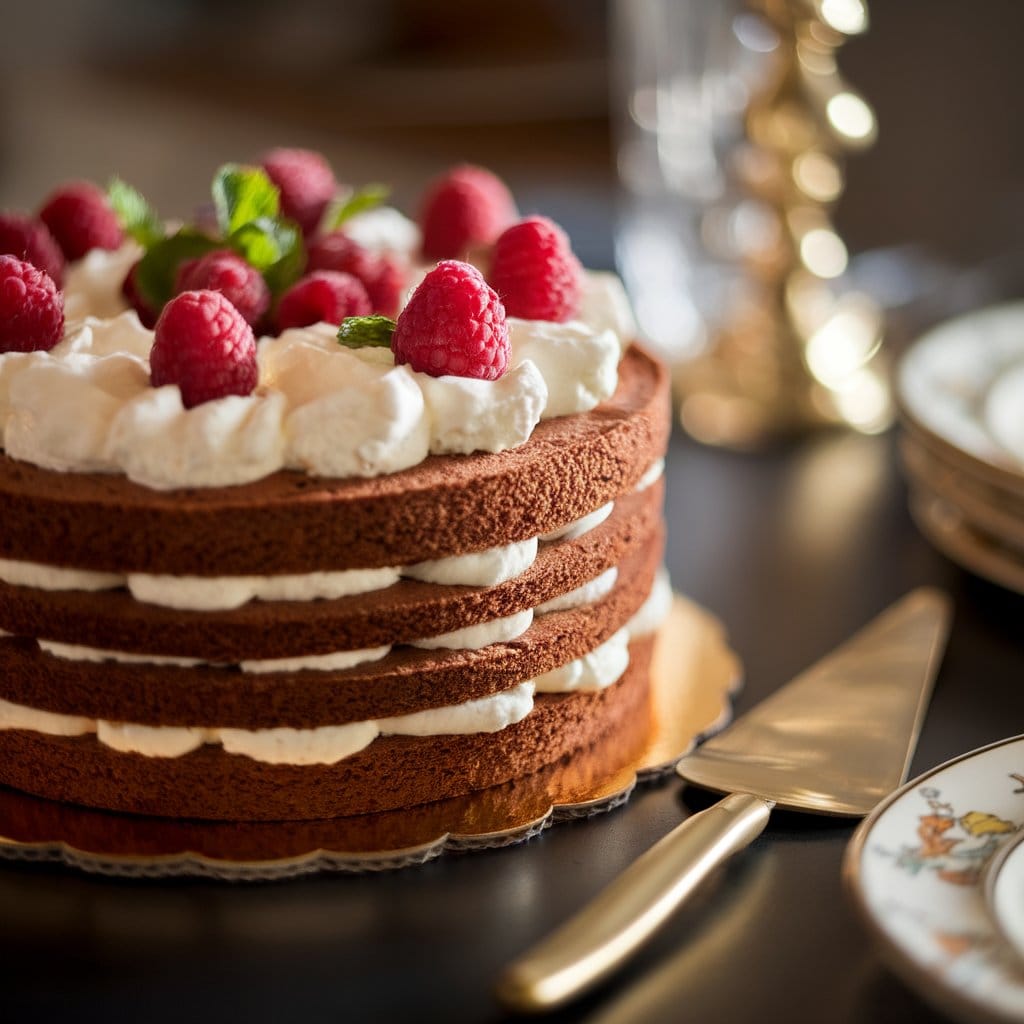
[496,587,951,1012]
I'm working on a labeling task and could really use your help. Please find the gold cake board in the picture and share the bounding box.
[0,595,741,880]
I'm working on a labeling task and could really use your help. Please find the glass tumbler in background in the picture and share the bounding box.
[612,0,892,446]
[611,0,777,366]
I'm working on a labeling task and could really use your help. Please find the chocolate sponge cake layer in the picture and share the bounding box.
[0,529,662,727]
[0,484,662,660]
[0,344,668,575]
[0,637,654,821]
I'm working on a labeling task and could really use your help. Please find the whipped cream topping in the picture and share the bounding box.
[62,242,144,323]
[0,570,673,764]
[0,248,632,490]
[508,318,619,419]
[338,206,421,257]
[418,360,546,455]
[578,271,638,349]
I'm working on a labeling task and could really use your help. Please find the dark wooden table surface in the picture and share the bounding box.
[1,415,1019,1024]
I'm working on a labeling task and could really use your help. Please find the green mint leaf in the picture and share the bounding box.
[337,315,396,349]
[228,216,305,294]
[326,183,390,230]
[133,228,220,311]
[211,165,280,237]
[107,177,165,248]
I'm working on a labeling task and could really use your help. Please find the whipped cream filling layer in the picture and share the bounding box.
[408,609,534,651]
[0,570,673,764]
[18,552,629,670]
[541,502,613,543]
[0,458,662,610]
[1,682,536,766]
[0,520,570,612]
[0,247,634,489]
[536,567,617,614]
[34,607,534,671]
[0,543,541,610]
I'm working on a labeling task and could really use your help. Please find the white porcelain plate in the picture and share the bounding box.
[844,735,1024,1023]
[897,302,1024,486]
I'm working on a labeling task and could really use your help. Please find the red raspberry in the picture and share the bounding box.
[0,255,64,353]
[150,290,257,408]
[365,253,406,318]
[488,215,583,322]
[121,260,158,328]
[175,249,270,328]
[306,231,406,316]
[0,214,65,286]
[274,270,372,331]
[38,181,124,261]
[259,147,337,236]
[418,164,516,261]
[392,260,508,380]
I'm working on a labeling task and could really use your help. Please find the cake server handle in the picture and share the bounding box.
[495,791,772,1013]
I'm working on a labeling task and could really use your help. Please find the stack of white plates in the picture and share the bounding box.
[896,302,1024,594]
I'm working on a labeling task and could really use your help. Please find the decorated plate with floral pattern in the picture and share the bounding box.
[844,735,1024,1023]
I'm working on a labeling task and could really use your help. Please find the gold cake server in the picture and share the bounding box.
[497,587,951,1012]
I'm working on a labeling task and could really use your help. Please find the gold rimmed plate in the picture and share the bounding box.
[0,594,741,881]
[844,735,1024,1024]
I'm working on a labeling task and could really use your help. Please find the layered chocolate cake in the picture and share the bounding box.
[0,156,671,822]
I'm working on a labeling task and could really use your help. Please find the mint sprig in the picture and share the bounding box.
[337,315,396,349]
[212,165,281,236]
[228,216,305,294]
[132,229,221,312]
[326,183,390,231]
[108,177,165,248]
[115,165,308,312]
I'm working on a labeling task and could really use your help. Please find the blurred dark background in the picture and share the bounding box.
[0,0,1021,274]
